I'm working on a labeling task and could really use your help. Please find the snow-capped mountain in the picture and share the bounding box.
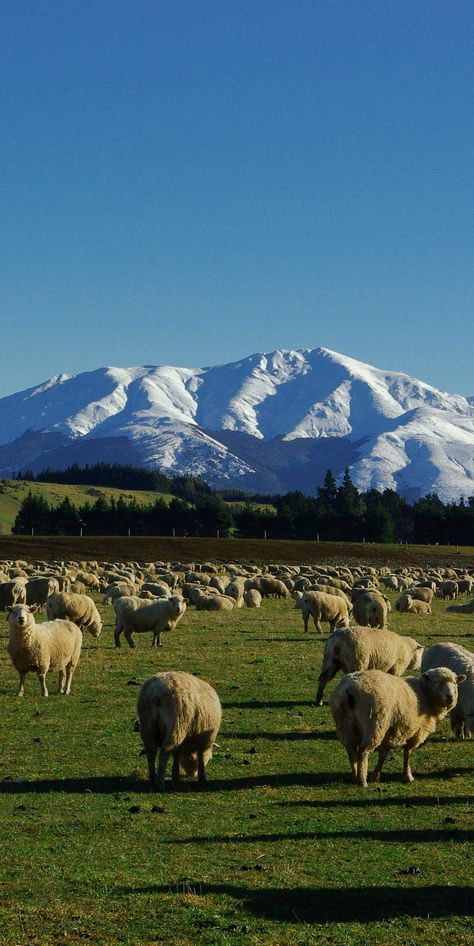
[1,347,473,501]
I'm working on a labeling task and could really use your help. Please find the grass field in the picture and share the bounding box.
[0,573,472,945]
[0,480,174,535]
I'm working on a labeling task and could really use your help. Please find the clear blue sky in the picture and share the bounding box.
[2,1,473,398]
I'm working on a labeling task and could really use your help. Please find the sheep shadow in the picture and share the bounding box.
[221,730,335,741]
[117,882,473,923]
[163,827,474,845]
[275,792,472,810]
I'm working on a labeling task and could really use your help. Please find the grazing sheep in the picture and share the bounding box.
[330,667,464,787]
[103,581,135,604]
[409,586,435,605]
[243,588,262,608]
[315,627,423,705]
[438,580,459,601]
[352,591,388,629]
[7,604,82,697]
[421,643,473,738]
[45,591,102,638]
[301,591,350,634]
[0,579,27,610]
[259,576,290,599]
[137,671,222,791]
[114,595,186,648]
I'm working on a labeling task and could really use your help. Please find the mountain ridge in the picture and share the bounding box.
[1,347,473,501]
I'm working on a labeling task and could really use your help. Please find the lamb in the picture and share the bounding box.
[301,590,350,634]
[45,591,102,638]
[137,671,222,791]
[114,594,186,648]
[6,603,82,697]
[329,667,464,787]
[421,643,473,738]
[315,627,423,705]
[352,591,388,628]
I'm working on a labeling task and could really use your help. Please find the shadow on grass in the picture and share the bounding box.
[117,882,473,923]
[275,793,472,809]
[222,699,316,709]
[0,771,344,794]
[165,827,473,845]
[221,730,335,741]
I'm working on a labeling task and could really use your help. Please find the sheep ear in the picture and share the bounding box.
[456,674,467,684]
[30,604,39,614]
[421,672,431,682]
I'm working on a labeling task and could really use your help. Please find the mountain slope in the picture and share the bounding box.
[1,348,473,500]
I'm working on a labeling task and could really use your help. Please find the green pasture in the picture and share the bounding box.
[0,583,472,945]
[0,480,174,535]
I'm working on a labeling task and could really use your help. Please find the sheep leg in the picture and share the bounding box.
[114,623,122,648]
[171,752,180,783]
[315,664,339,705]
[17,672,27,697]
[123,627,136,649]
[145,745,158,789]
[37,673,49,697]
[369,748,389,782]
[356,750,370,788]
[346,747,358,781]
[58,669,67,694]
[302,611,309,633]
[402,747,414,783]
[197,753,207,784]
[314,616,323,634]
[64,662,75,695]
[156,748,171,791]
[152,630,162,647]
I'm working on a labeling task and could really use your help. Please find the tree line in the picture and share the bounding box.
[9,465,474,544]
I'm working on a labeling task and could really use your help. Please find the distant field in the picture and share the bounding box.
[0,480,174,535]
[1,532,474,569]
[0,581,472,945]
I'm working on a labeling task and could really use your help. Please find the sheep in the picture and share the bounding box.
[352,591,388,629]
[402,595,431,615]
[102,581,136,604]
[0,579,27,610]
[195,594,235,611]
[137,671,222,791]
[409,586,435,605]
[114,594,186,648]
[25,577,60,608]
[301,591,350,634]
[446,599,474,614]
[45,591,102,638]
[243,588,262,608]
[315,627,423,705]
[258,576,290,599]
[140,581,171,598]
[421,643,473,739]
[329,667,465,787]
[6,603,82,697]
[438,580,459,601]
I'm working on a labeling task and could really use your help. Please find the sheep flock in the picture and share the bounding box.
[0,555,473,792]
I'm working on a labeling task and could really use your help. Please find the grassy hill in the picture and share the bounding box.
[0,479,174,535]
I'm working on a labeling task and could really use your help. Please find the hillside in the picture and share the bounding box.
[1,348,474,500]
[0,480,174,536]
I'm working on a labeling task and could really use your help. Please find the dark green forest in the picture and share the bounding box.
[9,464,474,544]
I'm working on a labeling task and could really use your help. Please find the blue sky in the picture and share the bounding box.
[1,1,473,398]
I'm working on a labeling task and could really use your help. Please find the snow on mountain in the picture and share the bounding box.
[1,347,473,500]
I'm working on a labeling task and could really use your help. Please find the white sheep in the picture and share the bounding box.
[7,604,82,697]
[330,667,465,787]
[114,594,186,648]
[301,591,350,634]
[137,671,222,790]
[45,591,102,638]
[243,588,262,608]
[315,627,423,705]
[351,591,388,628]
[421,643,473,738]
